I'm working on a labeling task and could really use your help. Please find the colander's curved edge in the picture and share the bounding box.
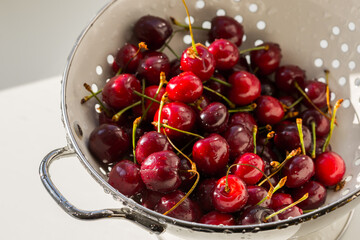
[59,0,360,235]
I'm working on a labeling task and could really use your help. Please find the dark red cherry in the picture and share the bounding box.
[192,134,230,176]
[239,206,279,225]
[155,190,202,222]
[275,65,306,92]
[135,131,173,164]
[212,175,248,213]
[255,95,285,125]
[199,211,235,226]
[270,193,293,209]
[108,160,144,197]
[291,181,326,210]
[274,122,312,153]
[315,151,346,186]
[140,150,181,193]
[132,86,166,120]
[283,155,315,188]
[314,136,332,156]
[180,44,215,81]
[303,80,327,109]
[89,124,130,164]
[232,153,265,185]
[178,158,196,191]
[194,178,217,212]
[204,73,228,102]
[209,16,244,47]
[273,205,303,220]
[228,71,261,106]
[137,51,170,85]
[279,96,301,113]
[257,145,278,163]
[208,39,239,70]
[134,15,173,50]
[199,102,229,133]
[166,71,203,103]
[169,59,182,79]
[102,74,141,110]
[301,109,330,137]
[228,112,257,132]
[224,124,254,159]
[154,102,196,139]
[220,56,250,78]
[250,42,282,75]
[260,76,277,96]
[113,43,143,74]
[246,185,271,208]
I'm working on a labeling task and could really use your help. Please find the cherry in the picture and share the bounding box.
[204,74,228,102]
[220,56,250,78]
[194,178,217,213]
[102,74,141,110]
[178,158,196,191]
[274,122,311,153]
[199,211,235,226]
[141,189,164,210]
[224,124,254,159]
[250,42,282,75]
[291,180,326,210]
[192,134,230,176]
[108,160,144,197]
[132,86,166,120]
[232,153,265,185]
[228,71,261,106]
[228,112,257,132]
[315,151,346,186]
[208,16,244,47]
[246,185,271,208]
[180,44,216,81]
[169,59,182,79]
[273,205,303,220]
[238,206,279,225]
[135,131,173,164]
[208,39,239,70]
[275,65,306,92]
[314,136,332,156]
[257,145,278,163]
[303,80,327,109]
[260,77,277,96]
[154,102,196,139]
[155,190,202,222]
[279,96,301,113]
[282,155,315,188]
[137,51,170,85]
[199,102,229,133]
[113,43,143,74]
[301,109,330,137]
[255,95,285,125]
[140,150,181,193]
[98,110,125,126]
[212,175,248,213]
[191,95,211,114]
[88,124,130,164]
[134,15,173,50]
[270,193,293,209]
[166,71,203,103]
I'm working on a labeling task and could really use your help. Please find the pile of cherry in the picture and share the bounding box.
[83,9,346,226]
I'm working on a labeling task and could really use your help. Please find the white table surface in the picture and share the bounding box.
[0,76,359,240]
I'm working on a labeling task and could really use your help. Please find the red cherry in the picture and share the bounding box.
[180,45,215,81]
[228,112,257,132]
[102,74,141,110]
[315,151,346,186]
[275,65,306,92]
[301,109,330,137]
[140,150,181,193]
[141,189,164,210]
[194,178,217,212]
[113,43,143,74]
[303,80,327,109]
[250,42,282,75]
[132,86,166,120]
[270,193,293,210]
[208,16,244,47]
[108,160,144,197]
[199,102,229,133]
[291,180,327,210]
[166,72,203,103]
[238,206,279,225]
[273,205,303,220]
[232,153,265,185]
[192,134,230,176]
[274,122,312,153]
[212,175,249,213]
[224,124,254,159]
[208,39,239,70]
[137,51,170,85]
[228,71,261,106]
[199,211,235,226]
[255,95,285,125]
[246,185,271,208]
[282,155,315,188]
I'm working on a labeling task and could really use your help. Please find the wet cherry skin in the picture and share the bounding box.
[282,155,315,188]
[270,193,293,209]
[238,206,279,225]
[303,80,327,109]
[246,185,271,208]
[255,95,285,125]
[199,102,229,133]
[250,42,282,75]
[232,153,265,185]
[301,109,330,137]
[224,124,254,160]
[199,211,235,226]
[315,151,346,186]
[275,65,306,92]
[194,178,217,213]
[208,16,244,47]
[228,71,261,106]
[208,38,239,70]
[112,43,143,74]
[274,122,312,153]
[273,205,303,220]
[291,180,327,210]
[137,51,170,85]
[228,112,257,132]
[166,71,203,103]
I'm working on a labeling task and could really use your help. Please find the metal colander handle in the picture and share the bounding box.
[39,147,165,234]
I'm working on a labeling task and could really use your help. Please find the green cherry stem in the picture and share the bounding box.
[133,90,161,104]
[286,96,304,110]
[203,85,236,108]
[209,76,232,87]
[132,117,141,164]
[296,118,306,155]
[116,42,148,75]
[164,42,180,59]
[159,29,185,52]
[322,99,343,152]
[228,103,257,113]
[83,83,110,116]
[253,125,258,154]
[155,123,204,139]
[170,17,207,31]
[141,78,146,114]
[112,101,141,122]
[239,45,269,55]
[311,121,316,159]
[181,0,198,55]
[81,89,102,104]
[157,92,168,133]
[325,70,332,116]
[257,176,287,206]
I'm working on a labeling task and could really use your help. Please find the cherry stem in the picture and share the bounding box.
[155,123,204,139]
[259,131,275,157]
[132,117,141,164]
[203,85,236,108]
[239,45,269,55]
[159,29,185,52]
[311,121,316,159]
[282,111,299,121]
[228,103,257,113]
[164,42,180,59]
[258,148,301,186]
[81,89,102,104]
[170,17,207,31]
[83,83,110,116]
[322,99,343,152]
[325,70,332,116]
[285,96,304,110]
[112,101,141,122]
[253,125,258,154]
[257,176,287,206]
[259,124,272,132]
[164,131,195,167]
[264,193,309,222]
[116,42,148,75]
[225,163,274,193]
[157,92,168,133]
[294,81,332,122]
[141,78,146,114]
[296,118,306,155]
[181,0,198,55]
[209,76,232,87]
[133,90,161,104]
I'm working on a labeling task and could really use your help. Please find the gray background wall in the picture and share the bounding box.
[0,0,109,90]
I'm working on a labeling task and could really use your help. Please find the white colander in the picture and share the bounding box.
[39,0,360,239]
